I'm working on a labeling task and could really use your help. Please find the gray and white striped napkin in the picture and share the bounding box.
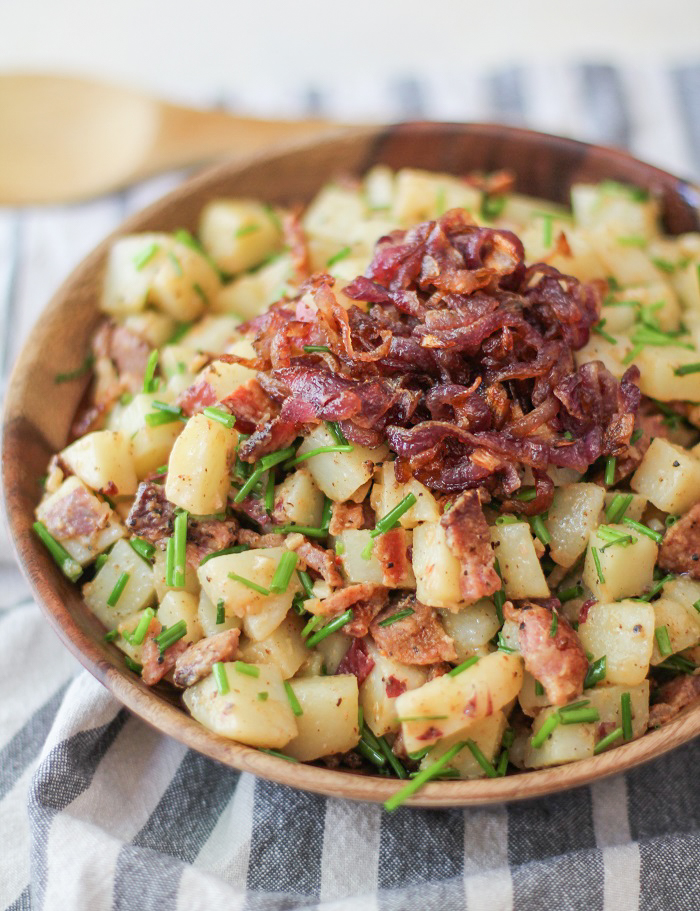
[2,62,699,911]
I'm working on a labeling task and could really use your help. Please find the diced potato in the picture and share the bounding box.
[197,588,241,637]
[36,477,125,565]
[296,424,388,503]
[546,227,607,283]
[182,662,297,748]
[123,309,176,347]
[578,599,655,686]
[518,672,552,716]
[165,413,237,514]
[395,651,523,752]
[585,681,650,740]
[663,577,700,616]
[108,391,183,479]
[359,639,429,736]
[283,675,360,761]
[391,168,481,226]
[336,529,383,585]
[546,483,606,568]
[672,256,700,310]
[188,358,257,403]
[370,462,441,528]
[419,712,507,779]
[302,184,366,244]
[603,491,647,522]
[412,521,464,609]
[588,229,662,286]
[157,590,203,644]
[313,631,350,675]
[574,332,631,379]
[571,182,659,239]
[438,600,501,661]
[490,523,549,600]
[631,438,700,514]
[83,538,155,627]
[238,612,308,679]
[499,619,521,653]
[177,316,241,355]
[650,596,700,664]
[633,346,700,403]
[114,609,152,664]
[273,469,325,528]
[153,547,200,600]
[199,200,282,274]
[214,253,293,319]
[524,707,595,768]
[61,430,138,497]
[363,165,394,211]
[582,524,657,602]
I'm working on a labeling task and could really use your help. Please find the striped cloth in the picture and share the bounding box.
[1,62,699,911]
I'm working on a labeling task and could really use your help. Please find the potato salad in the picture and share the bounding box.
[35,165,700,808]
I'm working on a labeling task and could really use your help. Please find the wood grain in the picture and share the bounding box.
[4,123,700,807]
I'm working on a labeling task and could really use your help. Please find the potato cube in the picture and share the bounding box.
[634,346,700,403]
[108,391,183,479]
[197,588,241,638]
[359,639,429,736]
[296,424,388,502]
[177,315,241,353]
[214,253,293,319]
[391,169,480,226]
[419,712,507,779]
[182,662,297,748]
[283,675,360,762]
[302,184,366,244]
[238,612,308,679]
[585,681,650,740]
[166,413,237,514]
[438,600,501,661]
[153,547,200,600]
[582,524,657,602]
[663,577,700,615]
[578,600,655,686]
[335,529,383,585]
[190,358,257,401]
[631,438,700,514]
[546,483,606,568]
[650,596,700,664]
[83,538,155,627]
[602,491,647,522]
[157,590,203,644]
[199,200,282,274]
[490,522,549,600]
[518,672,552,716]
[412,521,464,609]
[524,707,595,768]
[370,462,440,529]
[61,430,138,497]
[273,469,325,528]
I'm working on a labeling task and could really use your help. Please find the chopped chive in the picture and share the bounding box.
[144,408,183,427]
[584,656,607,689]
[621,691,633,741]
[258,748,299,762]
[129,537,156,563]
[655,625,673,657]
[228,573,270,596]
[55,354,95,384]
[496,631,515,654]
[32,521,83,582]
[674,362,700,376]
[123,607,155,646]
[142,350,159,393]
[165,536,175,587]
[261,447,300,471]
[234,223,260,238]
[493,558,505,624]
[155,464,168,475]
[593,321,617,345]
[233,466,264,503]
[496,750,509,776]
[448,655,480,677]
[594,726,623,754]
[357,738,387,768]
[558,700,591,714]
[124,655,142,673]
[606,493,633,523]
[371,493,417,538]
[541,213,554,248]
[107,571,130,607]
[301,615,322,640]
[481,194,507,220]
[325,421,349,445]
[659,654,698,673]
[530,713,560,749]
[264,470,275,514]
[384,741,469,811]
[167,321,193,344]
[534,680,545,696]
[495,515,520,526]
[639,574,673,602]
[378,608,415,627]
[284,681,303,716]
[435,187,447,216]
[199,545,250,566]
[321,497,332,530]
[104,629,119,643]
[630,325,694,350]
[167,251,183,275]
[297,570,315,600]
[694,599,700,613]
[257,691,269,701]
[558,707,600,725]
[604,456,616,486]
[284,444,354,469]
[172,510,188,589]
[303,345,330,353]
[275,524,328,539]
[597,526,635,550]
[326,246,353,267]
[361,538,375,560]
[407,746,432,762]
[306,609,354,647]
[559,584,584,603]
[592,546,605,584]
[621,517,663,544]
[133,242,160,269]
[234,660,260,678]
[549,611,558,638]
[335,540,346,555]
[215,599,226,625]
[665,514,680,528]
[212,661,229,694]
[530,514,551,546]
[396,715,450,723]
[515,486,537,502]
[466,740,499,778]
[631,428,644,444]
[119,391,133,405]
[270,551,298,594]
[155,619,188,653]
[202,406,236,429]
[618,235,646,248]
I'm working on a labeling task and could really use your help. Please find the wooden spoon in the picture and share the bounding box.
[0,73,351,206]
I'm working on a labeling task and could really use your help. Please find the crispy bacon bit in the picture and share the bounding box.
[385,675,407,698]
[42,486,109,540]
[370,597,457,665]
[375,527,413,588]
[658,503,700,579]
[173,629,240,688]
[236,529,286,549]
[440,489,500,603]
[177,380,218,417]
[336,638,374,685]
[295,540,344,587]
[505,601,587,705]
[283,209,311,284]
[93,320,151,378]
[579,598,597,625]
[328,501,370,535]
[126,482,174,544]
[416,725,444,741]
[649,674,700,728]
[186,518,239,568]
[141,620,189,686]
[221,378,276,433]
[426,662,452,680]
[314,584,389,638]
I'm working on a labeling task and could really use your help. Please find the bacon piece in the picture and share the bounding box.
[173,629,241,688]
[328,501,369,535]
[93,321,151,378]
[236,529,286,549]
[186,518,239,568]
[283,209,311,284]
[504,601,587,705]
[314,584,389,638]
[649,674,700,728]
[440,489,500,603]
[140,620,190,686]
[221,378,276,432]
[374,527,413,588]
[42,486,109,539]
[336,638,375,685]
[295,540,344,587]
[658,502,700,580]
[385,675,407,697]
[177,379,218,417]
[370,597,457,665]
[126,482,174,544]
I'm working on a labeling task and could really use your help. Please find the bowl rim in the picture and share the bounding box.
[4,121,700,807]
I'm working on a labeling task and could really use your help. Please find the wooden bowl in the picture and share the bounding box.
[5,123,700,806]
